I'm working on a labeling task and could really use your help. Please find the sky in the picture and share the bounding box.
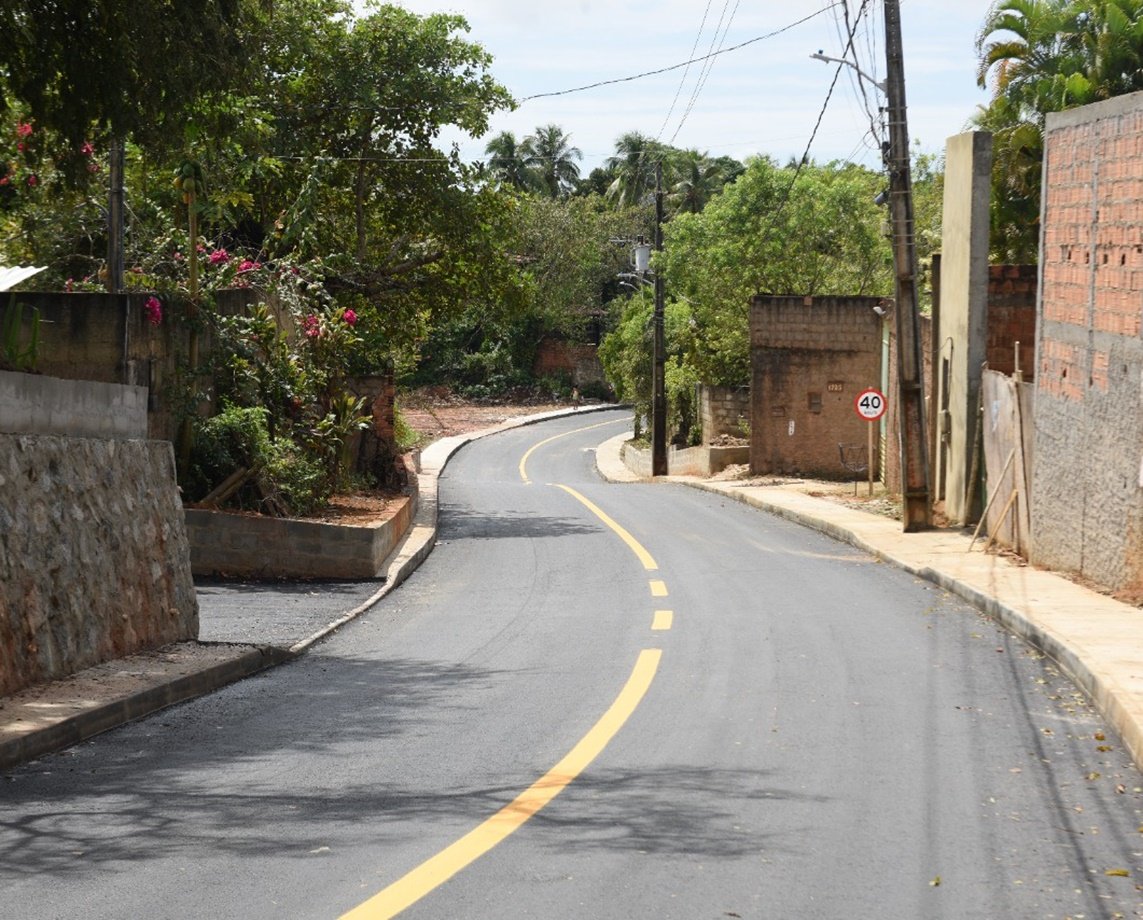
[388,0,999,174]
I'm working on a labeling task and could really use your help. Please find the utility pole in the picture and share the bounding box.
[651,161,668,477]
[106,138,125,294]
[883,0,931,531]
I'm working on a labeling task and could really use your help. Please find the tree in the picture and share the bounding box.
[973,0,1143,258]
[0,0,252,150]
[521,124,583,198]
[483,131,541,192]
[666,149,728,215]
[604,132,662,207]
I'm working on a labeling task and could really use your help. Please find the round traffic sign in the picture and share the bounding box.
[854,387,887,422]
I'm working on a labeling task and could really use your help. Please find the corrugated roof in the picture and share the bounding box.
[0,265,46,292]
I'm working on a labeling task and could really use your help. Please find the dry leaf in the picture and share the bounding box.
[1105,868,1130,877]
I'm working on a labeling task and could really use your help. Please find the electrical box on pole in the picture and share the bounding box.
[883,0,931,531]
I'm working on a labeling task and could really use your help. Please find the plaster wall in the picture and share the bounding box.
[939,131,993,524]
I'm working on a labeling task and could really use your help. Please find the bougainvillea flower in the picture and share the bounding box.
[15,123,32,138]
[237,259,262,273]
[343,309,358,326]
[208,248,229,265]
[143,296,163,326]
[303,315,321,339]
[80,142,94,156]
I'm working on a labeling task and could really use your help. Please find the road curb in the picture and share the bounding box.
[0,645,289,772]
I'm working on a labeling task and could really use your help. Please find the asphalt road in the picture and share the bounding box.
[2,409,1142,919]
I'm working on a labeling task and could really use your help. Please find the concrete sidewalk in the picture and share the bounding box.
[4,412,1142,778]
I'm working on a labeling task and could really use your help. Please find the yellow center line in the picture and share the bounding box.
[340,648,663,920]
[649,580,669,597]
[518,418,629,484]
[652,610,674,631]
[553,484,658,571]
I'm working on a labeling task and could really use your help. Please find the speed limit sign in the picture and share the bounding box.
[854,387,887,422]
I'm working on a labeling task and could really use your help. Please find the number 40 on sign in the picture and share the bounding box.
[854,387,887,422]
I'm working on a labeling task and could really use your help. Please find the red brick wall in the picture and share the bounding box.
[986,265,1038,377]
[532,339,605,386]
[1033,95,1143,596]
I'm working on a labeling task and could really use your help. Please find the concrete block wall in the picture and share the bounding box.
[699,385,750,444]
[0,434,198,695]
[185,491,415,579]
[0,371,147,440]
[750,296,885,479]
[2,289,255,441]
[1034,94,1143,597]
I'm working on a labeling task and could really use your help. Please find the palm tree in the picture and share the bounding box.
[666,149,727,215]
[521,124,582,198]
[604,132,661,207]
[973,0,1143,258]
[483,130,540,192]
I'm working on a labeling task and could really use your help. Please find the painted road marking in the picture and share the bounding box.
[340,648,663,920]
[652,610,674,631]
[554,485,658,571]
[518,418,628,484]
[649,580,668,597]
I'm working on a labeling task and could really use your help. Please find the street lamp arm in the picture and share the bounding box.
[809,51,887,94]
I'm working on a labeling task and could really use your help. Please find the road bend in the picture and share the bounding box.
[2,407,1141,919]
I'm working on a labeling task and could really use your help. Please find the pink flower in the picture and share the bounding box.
[303,314,321,339]
[26,174,36,187]
[208,248,229,265]
[237,259,261,274]
[65,278,74,292]
[80,142,94,157]
[143,296,163,326]
[343,309,358,326]
[16,142,25,153]
[15,123,32,138]
[0,176,8,187]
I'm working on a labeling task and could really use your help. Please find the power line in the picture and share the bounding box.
[655,0,715,143]
[669,0,743,146]
[518,6,841,104]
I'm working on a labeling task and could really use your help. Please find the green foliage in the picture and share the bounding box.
[973,0,1143,259]
[661,156,892,387]
[0,296,38,371]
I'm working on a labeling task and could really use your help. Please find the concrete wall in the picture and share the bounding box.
[0,370,147,439]
[750,295,884,479]
[938,131,994,524]
[1,289,255,441]
[0,433,198,696]
[699,384,750,444]
[1034,94,1143,597]
[185,492,415,579]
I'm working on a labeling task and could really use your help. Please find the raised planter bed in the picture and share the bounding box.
[184,491,415,579]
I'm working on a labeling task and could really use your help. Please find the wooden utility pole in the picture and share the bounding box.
[883,0,931,530]
[652,161,668,476]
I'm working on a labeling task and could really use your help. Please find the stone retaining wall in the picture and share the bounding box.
[0,435,198,696]
[184,491,416,579]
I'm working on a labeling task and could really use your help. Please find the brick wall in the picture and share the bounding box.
[1034,94,1143,597]
[533,339,606,387]
[987,265,1038,377]
[750,295,885,479]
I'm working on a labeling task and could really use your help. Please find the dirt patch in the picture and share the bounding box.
[399,387,574,443]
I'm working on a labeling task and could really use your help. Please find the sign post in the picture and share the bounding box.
[854,388,887,496]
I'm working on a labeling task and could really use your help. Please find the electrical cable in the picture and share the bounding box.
[655,0,715,143]
[518,5,841,104]
[668,0,740,146]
